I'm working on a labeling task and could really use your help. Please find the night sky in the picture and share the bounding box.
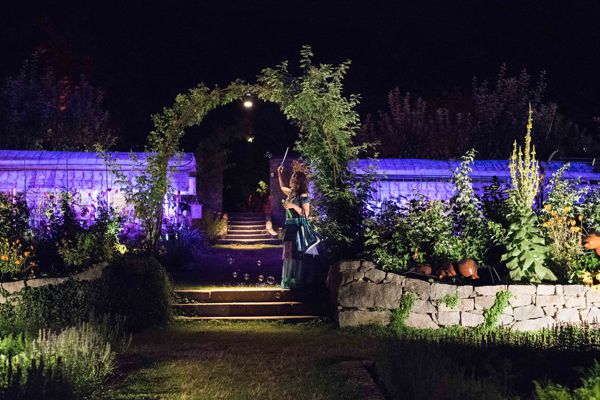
[1,1,599,151]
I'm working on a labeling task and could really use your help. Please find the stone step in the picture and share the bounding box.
[228,221,266,227]
[217,238,281,245]
[228,212,266,217]
[173,301,324,317]
[227,223,266,228]
[228,215,266,220]
[228,225,267,232]
[175,315,322,322]
[225,234,273,240]
[176,288,295,303]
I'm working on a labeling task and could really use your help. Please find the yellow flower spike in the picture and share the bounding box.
[544,204,551,211]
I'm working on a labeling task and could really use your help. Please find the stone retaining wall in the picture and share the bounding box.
[0,263,107,302]
[327,260,600,331]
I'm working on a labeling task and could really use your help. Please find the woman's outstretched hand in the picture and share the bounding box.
[277,165,284,175]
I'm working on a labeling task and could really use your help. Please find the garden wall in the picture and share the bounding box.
[327,260,600,331]
[0,263,107,302]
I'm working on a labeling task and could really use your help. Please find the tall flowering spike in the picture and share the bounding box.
[508,104,540,211]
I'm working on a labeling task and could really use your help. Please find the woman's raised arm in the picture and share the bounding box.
[277,165,291,195]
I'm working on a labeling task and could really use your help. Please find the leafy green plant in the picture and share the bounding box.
[0,193,31,243]
[200,212,227,244]
[480,291,511,333]
[405,196,452,264]
[582,188,600,233]
[439,294,459,309]
[501,107,555,282]
[364,201,412,272]
[437,149,504,264]
[390,292,416,332]
[160,227,203,271]
[540,164,588,281]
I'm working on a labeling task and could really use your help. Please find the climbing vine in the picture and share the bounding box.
[480,291,512,333]
[112,46,371,255]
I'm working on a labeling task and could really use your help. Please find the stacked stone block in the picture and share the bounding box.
[328,261,600,331]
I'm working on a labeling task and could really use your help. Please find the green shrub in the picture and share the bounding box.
[0,255,172,335]
[29,323,116,398]
[96,255,173,332]
[160,227,203,271]
[535,360,600,399]
[377,325,600,400]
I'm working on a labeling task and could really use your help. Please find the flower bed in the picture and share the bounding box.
[328,260,600,330]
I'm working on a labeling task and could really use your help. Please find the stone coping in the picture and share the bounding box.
[0,263,108,298]
[327,260,600,331]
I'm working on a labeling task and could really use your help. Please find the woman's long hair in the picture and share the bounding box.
[287,171,309,200]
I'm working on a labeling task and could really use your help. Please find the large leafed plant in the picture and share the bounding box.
[501,107,556,282]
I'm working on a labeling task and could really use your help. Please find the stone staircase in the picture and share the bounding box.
[174,288,325,321]
[218,212,279,245]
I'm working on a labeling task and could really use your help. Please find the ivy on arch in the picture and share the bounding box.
[133,46,371,258]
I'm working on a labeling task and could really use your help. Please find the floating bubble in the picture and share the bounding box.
[232,271,238,279]
[274,292,281,299]
[266,276,275,285]
[256,260,262,267]
[265,151,272,159]
[258,274,264,282]
[243,273,250,281]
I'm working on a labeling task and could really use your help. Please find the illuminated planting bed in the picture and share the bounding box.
[0,149,197,225]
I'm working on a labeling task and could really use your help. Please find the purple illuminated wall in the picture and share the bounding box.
[0,150,197,226]
[352,159,600,204]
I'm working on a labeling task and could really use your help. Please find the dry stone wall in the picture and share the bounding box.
[0,263,107,303]
[327,260,600,331]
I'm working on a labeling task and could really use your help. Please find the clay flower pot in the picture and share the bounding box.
[584,233,600,256]
[437,262,457,279]
[458,258,479,279]
[414,263,433,275]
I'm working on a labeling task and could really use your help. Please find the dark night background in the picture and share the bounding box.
[1,1,599,208]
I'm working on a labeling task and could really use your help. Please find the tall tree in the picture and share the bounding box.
[0,54,115,150]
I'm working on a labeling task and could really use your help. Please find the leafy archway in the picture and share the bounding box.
[133,46,370,259]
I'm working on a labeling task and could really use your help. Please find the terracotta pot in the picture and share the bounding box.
[458,258,479,279]
[437,262,457,279]
[584,233,600,251]
[414,263,433,275]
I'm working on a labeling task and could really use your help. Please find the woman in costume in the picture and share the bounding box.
[277,162,317,289]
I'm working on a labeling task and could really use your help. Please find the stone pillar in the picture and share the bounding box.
[196,150,226,214]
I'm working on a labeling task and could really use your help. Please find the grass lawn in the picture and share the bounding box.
[107,321,383,400]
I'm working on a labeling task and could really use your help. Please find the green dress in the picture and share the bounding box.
[281,194,318,289]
